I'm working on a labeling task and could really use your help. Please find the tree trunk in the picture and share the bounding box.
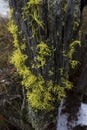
[9,0,86,129]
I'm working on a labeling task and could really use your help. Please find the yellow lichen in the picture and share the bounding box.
[68,40,81,69]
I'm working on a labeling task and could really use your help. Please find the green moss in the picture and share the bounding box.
[37,41,51,68]
[8,20,19,48]
[62,79,73,90]
[68,40,81,69]
[22,0,44,38]
[27,75,54,110]
[73,21,79,31]
[10,8,14,15]
[48,70,54,76]
[63,3,68,12]
[59,68,64,76]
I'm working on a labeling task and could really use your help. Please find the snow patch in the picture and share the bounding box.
[57,113,69,130]
[77,103,87,126]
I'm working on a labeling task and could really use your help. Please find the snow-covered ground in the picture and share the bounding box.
[0,0,10,17]
[57,101,87,130]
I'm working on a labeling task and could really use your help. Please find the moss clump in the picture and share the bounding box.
[32,41,51,68]
[68,40,81,69]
